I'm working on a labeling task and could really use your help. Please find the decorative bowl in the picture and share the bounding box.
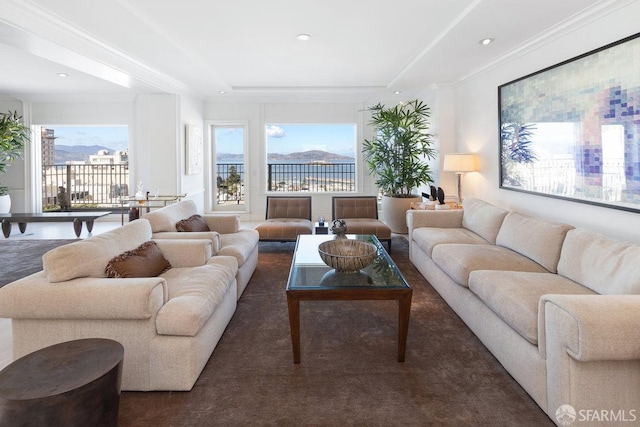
[318,239,377,273]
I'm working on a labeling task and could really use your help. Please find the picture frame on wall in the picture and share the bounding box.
[185,124,203,175]
[498,32,640,213]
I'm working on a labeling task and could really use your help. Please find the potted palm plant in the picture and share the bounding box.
[0,110,30,213]
[363,100,436,233]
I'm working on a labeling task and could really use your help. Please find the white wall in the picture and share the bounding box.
[450,1,640,243]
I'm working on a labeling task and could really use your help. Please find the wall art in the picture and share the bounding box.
[499,32,640,212]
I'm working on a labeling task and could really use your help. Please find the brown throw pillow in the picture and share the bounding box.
[105,241,171,278]
[176,214,210,232]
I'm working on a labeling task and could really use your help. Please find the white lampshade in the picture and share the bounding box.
[442,153,478,173]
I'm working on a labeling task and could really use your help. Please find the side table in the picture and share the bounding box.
[0,338,124,427]
[314,222,329,234]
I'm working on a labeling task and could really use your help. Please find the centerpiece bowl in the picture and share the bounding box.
[318,239,377,273]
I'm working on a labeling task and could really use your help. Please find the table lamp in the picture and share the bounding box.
[443,153,478,205]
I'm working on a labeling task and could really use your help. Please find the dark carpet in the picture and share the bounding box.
[0,239,77,287]
[119,237,552,427]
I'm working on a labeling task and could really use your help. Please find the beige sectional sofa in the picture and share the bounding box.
[0,219,239,391]
[142,200,259,298]
[407,198,640,424]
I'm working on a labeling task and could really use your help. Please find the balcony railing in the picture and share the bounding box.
[266,162,355,192]
[42,164,129,210]
[41,161,357,210]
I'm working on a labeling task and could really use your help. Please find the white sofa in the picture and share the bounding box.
[0,219,239,391]
[142,200,259,299]
[407,199,640,425]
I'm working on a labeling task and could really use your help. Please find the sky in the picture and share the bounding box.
[216,124,356,156]
[46,125,128,151]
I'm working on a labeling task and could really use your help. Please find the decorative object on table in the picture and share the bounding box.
[430,185,438,201]
[134,181,145,204]
[499,32,640,213]
[0,110,30,213]
[362,100,437,233]
[437,187,445,204]
[330,219,347,239]
[317,239,377,273]
[318,216,325,226]
[57,187,71,211]
[443,153,477,206]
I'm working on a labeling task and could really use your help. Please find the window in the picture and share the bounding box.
[213,125,246,207]
[38,125,128,210]
[265,124,356,192]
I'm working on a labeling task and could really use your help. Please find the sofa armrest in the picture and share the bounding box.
[0,273,166,320]
[153,239,213,267]
[406,209,464,235]
[202,214,240,234]
[539,294,640,361]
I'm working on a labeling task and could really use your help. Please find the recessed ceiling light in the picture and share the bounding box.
[394,91,401,95]
[219,90,226,94]
[479,38,494,46]
[57,73,69,77]
[296,34,311,41]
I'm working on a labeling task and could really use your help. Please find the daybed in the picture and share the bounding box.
[407,198,640,424]
[0,219,239,391]
[142,200,259,298]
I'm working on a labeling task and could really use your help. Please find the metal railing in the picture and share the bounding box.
[41,161,357,210]
[42,164,129,210]
[266,162,355,192]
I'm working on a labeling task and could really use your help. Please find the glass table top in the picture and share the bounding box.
[287,234,410,290]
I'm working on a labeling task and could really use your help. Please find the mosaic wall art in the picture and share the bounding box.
[498,32,640,213]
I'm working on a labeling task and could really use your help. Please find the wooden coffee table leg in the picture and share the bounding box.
[397,291,412,362]
[73,218,83,237]
[1,219,11,238]
[287,294,301,364]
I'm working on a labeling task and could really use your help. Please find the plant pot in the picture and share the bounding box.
[381,195,421,234]
[0,194,11,213]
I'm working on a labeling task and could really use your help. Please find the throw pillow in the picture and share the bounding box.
[176,214,210,232]
[105,241,171,278]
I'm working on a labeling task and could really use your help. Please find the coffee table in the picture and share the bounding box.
[286,234,412,364]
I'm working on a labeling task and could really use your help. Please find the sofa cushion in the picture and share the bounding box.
[176,214,210,232]
[155,256,238,336]
[469,270,595,345]
[255,218,313,240]
[143,200,197,232]
[43,219,153,282]
[432,244,548,287]
[558,228,640,295]
[461,198,509,244]
[218,229,259,265]
[412,227,488,257]
[496,212,573,273]
[105,241,171,278]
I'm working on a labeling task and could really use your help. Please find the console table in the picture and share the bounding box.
[119,194,185,224]
[0,211,112,238]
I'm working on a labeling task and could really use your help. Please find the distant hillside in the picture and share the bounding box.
[217,149,354,163]
[54,145,114,163]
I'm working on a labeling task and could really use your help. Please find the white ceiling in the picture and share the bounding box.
[0,0,619,102]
